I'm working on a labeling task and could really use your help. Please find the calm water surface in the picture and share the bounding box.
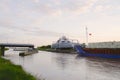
[4,49,120,80]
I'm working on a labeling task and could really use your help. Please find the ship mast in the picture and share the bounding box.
[86,27,88,46]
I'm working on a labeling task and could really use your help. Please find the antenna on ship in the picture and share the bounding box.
[86,26,88,46]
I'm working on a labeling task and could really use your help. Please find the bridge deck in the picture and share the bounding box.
[0,43,34,56]
[0,43,34,47]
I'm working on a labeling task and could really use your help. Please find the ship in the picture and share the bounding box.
[51,36,79,49]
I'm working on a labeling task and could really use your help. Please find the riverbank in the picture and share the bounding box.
[0,48,37,80]
[37,47,77,54]
[0,57,36,80]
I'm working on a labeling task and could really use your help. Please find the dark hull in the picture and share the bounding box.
[84,48,120,54]
[75,45,120,58]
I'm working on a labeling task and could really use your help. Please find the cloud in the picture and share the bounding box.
[0,18,62,37]
[1,0,120,17]
[94,5,112,12]
[93,5,120,16]
[27,29,63,37]
[32,0,40,3]
[0,0,100,17]
[0,0,101,41]
[68,0,97,15]
[23,0,98,16]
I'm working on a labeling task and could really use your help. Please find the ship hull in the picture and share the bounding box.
[74,45,120,58]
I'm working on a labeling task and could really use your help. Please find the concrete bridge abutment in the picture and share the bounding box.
[0,46,5,56]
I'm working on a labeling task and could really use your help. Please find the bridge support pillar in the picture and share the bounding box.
[1,46,5,56]
[30,46,34,49]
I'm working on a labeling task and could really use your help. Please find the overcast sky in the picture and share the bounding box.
[0,0,120,46]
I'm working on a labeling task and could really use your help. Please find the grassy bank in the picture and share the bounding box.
[0,49,36,80]
[0,57,36,80]
[37,45,77,54]
[37,45,51,51]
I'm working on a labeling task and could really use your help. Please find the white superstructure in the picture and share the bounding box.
[51,36,79,49]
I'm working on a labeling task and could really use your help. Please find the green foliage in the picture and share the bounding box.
[0,47,8,50]
[81,43,86,48]
[37,45,51,50]
[0,50,1,56]
[37,45,76,54]
[0,57,36,80]
[0,48,9,56]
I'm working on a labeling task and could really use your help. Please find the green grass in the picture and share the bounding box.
[37,45,51,51]
[0,57,36,80]
[37,47,51,51]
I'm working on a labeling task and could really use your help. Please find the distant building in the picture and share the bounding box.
[51,36,79,49]
[87,41,120,48]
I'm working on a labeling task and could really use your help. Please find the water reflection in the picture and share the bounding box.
[76,56,120,80]
[53,53,69,70]
[4,50,120,80]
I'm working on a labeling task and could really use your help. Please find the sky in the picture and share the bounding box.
[0,0,120,46]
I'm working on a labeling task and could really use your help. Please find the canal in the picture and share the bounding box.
[3,49,120,80]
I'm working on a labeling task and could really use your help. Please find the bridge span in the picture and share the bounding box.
[0,43,34,56]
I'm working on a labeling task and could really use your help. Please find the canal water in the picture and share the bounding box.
[4,49,120,80]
